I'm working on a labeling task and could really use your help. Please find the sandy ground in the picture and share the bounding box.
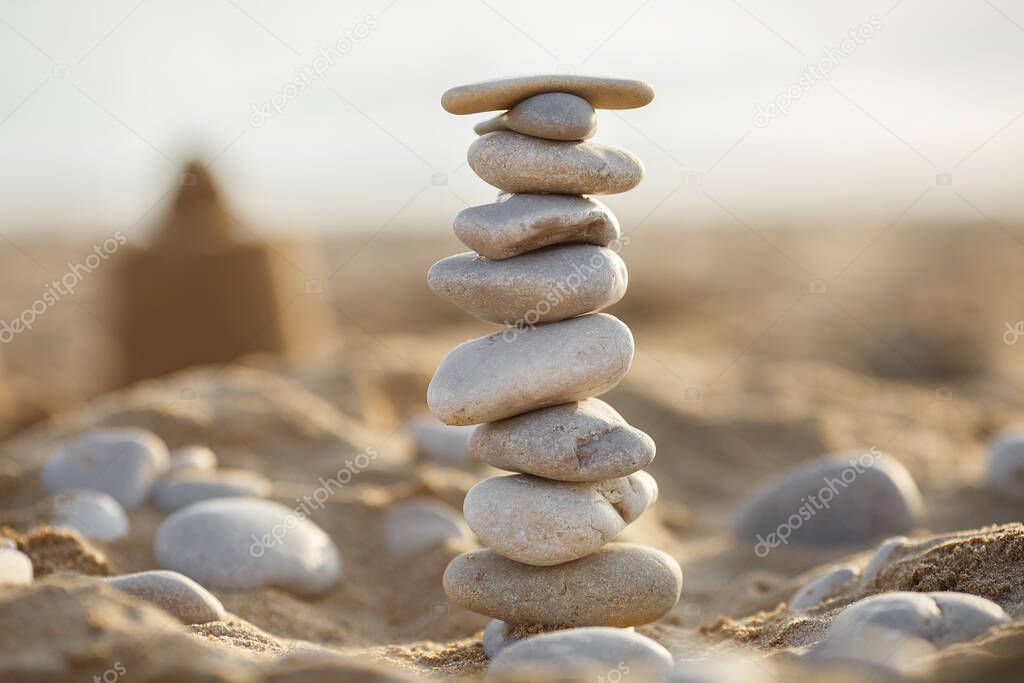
[2,223,1024,681]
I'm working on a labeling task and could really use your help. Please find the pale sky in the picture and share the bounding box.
[1,0,1023,235]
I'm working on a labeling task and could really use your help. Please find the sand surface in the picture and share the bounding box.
[2,224,1024,681]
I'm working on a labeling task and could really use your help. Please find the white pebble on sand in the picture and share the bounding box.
[789,564,859,611]
[153,468,271,511]
[168,445,218,471]
[487,627,673,681]
[0,540,33,586]
[985,429,1024,500]
[407,418,475,466]
[384,498,473,558]
[41,428,169,508]
[52,490,129,542]
[481,620,525,659]
[154,497,341,596]
[859,535,909,587]
[105,570,226,625]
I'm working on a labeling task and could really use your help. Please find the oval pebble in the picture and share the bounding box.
[169,445,218,471]
[927,592,1011,646]
[153,468,272,511]
[428,246,627,325]
[985,430,1024,500]
[475,93,597,141]
[384,498,473,558]
[442,74,655,114]
[469,132,643,195]
[408,418,475,466]
[428,313,634,426]
[154,497,341,596]
[443,543,681,627]
[0,541,33,586]
[464,472,657,565]
[105,570,226,624]
[41,428,169,508]
[52,490,129,542]
[789,564,858,611]
[734,450,923,549]
[455,193,620,261]
[488,627,673,682]
[859,535,909,587]
[471,399,655,481]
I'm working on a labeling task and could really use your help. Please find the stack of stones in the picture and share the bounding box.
[428,75,682,649]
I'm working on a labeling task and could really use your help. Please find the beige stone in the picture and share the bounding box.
[427,313,634,425]
[475,93,597,141]
[427,246,627,325]
[470,398,655,481]
[454,193,620,260]
[464,472,657,565]
[442,75,655,114]
[442,543,682,626]
[469,132,643,195]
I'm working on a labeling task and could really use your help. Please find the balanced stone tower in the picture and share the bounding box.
[430,76,682,648]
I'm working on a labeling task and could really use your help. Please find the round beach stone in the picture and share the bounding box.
[985,429,1024,500]
[52,490,129,542]
[0,541,33,586]
[428,313,634,426]
[789,564,858,611]
[734,450,923,549]
[153,468,272,511]
[470,398,655,481]
[454,193,620,261]
[488,627,673,681]
[427,246,627,325]
[464,472,657,566]
[105,570,226,624]
[384,498,473,558]
[469,132,643,195]
[443,543,681,627]
[168,445,218,471]
[408,417,475,466]
[927,592,1011,646]
[442,74,655,114]
[859,535,908,587]
[153,497,341,596]
[41,428,169,508]
[475,93,597,141]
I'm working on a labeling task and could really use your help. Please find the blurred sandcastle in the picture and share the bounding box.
[113,161,330,387]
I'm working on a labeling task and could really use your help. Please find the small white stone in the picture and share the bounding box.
[154,497,341,596]
[927,592,1010,646]
[789,564,859,611]
[487,627,673,682]
[41,428,169,508]
[859,535,909,587]
[0,542,33,586]
[152,468,271,511]
[384,498,473,558]
[105,570,226,624]
[168,445,218,471]
[985,429,1024,499]
[482,620,525,659]
[52,490,129,542]
[407,418,475,466]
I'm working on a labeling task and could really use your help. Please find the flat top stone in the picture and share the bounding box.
[454,193,620,261]
[153,497,341,596]
[464,472,657,566]
[470,398,655,481]
[442,75,654,114]
[443,543,681,627]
